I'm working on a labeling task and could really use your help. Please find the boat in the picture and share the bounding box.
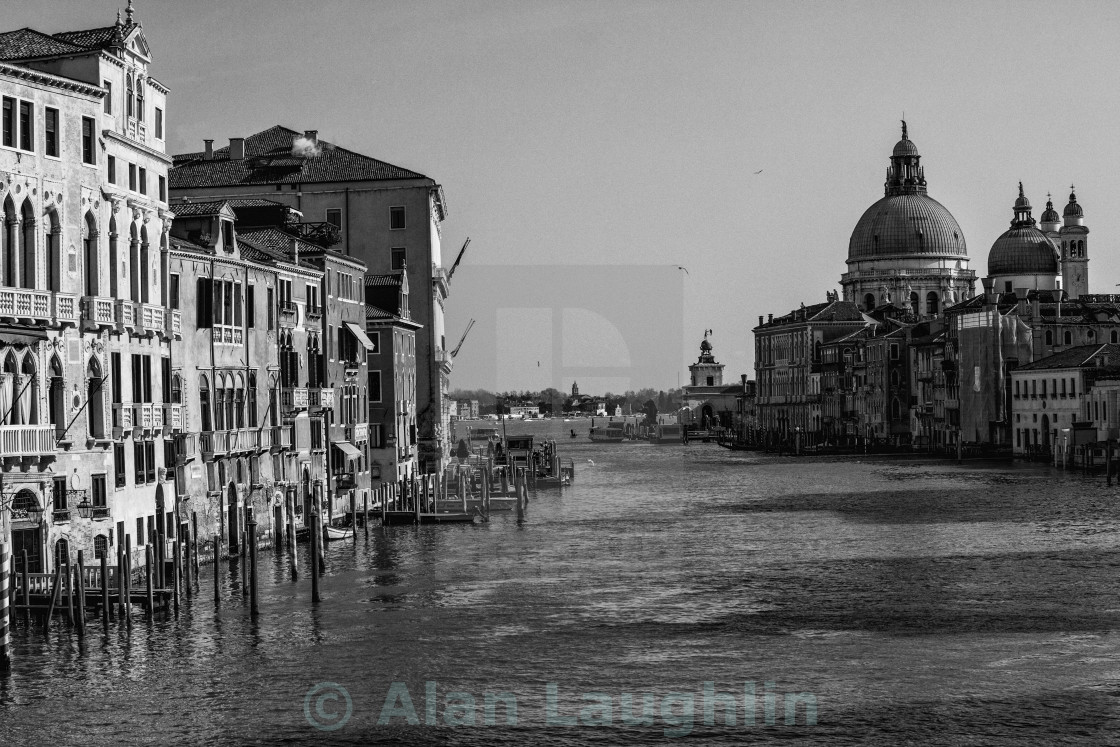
[649,423,682,444]
[381,510,482,525]
[588,422,625,443]
[325,525,354,541]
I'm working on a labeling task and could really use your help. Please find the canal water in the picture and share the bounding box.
[4,418,1120,744]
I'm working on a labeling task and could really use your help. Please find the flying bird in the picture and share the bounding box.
[754,169,763,174]
[676,266,690,276]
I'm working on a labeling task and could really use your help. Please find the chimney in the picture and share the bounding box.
[203,139,213,160]
[767,313,773,323]
[758,315,764,327]
[229,137,245,160]
[304,130,318,145]
[981,277,996,305]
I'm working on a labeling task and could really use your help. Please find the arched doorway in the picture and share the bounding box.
[302,466,312,520]
[87,357,105,438]
[701,404,714,429]
[49,354,64,435]
[1041,414,1050,450]
[12,489,43,573]
[20,352,37,424]
[82,210,98,296]
[45,208,62,293]
[54,537,71,571]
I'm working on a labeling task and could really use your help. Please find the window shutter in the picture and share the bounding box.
[247,285,255,328]
[197,278,211,327]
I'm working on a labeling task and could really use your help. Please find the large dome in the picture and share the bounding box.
[848,193,968,260]
[987,227,1058,276]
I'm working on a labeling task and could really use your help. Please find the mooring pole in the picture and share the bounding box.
[287,494,298,581]
[247,517,258,618]
[21,550,29,622]
[124,534,133,621]
[310,508,321,604]
[117,544,126,619]
[172,539,181,616]
[63,553,73,626]
[100,552,109,626]
[363,492,369,537]
[145,545,154,618]
[0,542,10,671]
[213,536,220,606]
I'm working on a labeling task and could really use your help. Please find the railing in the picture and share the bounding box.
[141,304,166,336]
[334,472,356,490]
[115,402,134,431]
[115,299,137,329]
[92,506,111,520]
[169,310,182,338]
[279,302,297,327]
[52,509,71,522]
[281,387,308,411]
[259,427,273,450]
[272,425,292,449]
[199,428,263,457]
[349,423,368,443]
[305,306,322,327]
[54,292,78,325]
[309,387,334,409]
[0,424,57,456]
[166,403,184,431]
[83,296,115,326]
[0,287,52,321]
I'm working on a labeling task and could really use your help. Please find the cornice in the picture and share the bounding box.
[103,129,173,165]
[0,61,104,98]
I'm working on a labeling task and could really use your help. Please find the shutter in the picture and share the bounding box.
[197,278,211,327]
[247,285,255,328]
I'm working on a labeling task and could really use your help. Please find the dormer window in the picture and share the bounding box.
[221,220,234,252]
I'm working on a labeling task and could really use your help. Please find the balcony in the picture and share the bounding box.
[173,432,197,465]
[52,509,71,523]
[0,287,52,324]
[432,264,449,297]
[115,299,138,331]
[92,506,111,520]
[271,424,293,450]
[334,471,356,490]
[282,386,308,412]
[165,403,185,432]
[0,424,57,457]
[349,423,368,443]
[168,310,182,339]
[82,296,115,328]
[54,293,79,326]
[305,306,322,328]
[140,304,166,338]
[279,302,297,328]
[309,387,334,410]
[199,428,263,458]
[210,326,243,345]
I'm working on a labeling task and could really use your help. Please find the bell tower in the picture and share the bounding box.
[1060,187,1089,299]
[688,331,724,387]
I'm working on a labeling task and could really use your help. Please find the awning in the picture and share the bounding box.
[332,440,362,460]
[344,322,376,352]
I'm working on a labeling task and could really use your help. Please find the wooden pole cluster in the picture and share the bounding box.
[0,542,9,670]
[310,508,321,604]
[213,535,220,606]
[100,552,109,626]
[145,545,154,618]
[287,494,298,580]
[247,515,258,617]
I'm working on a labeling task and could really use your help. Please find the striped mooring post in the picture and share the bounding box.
[0,542,10,670]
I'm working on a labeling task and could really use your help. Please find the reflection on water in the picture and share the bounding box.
[4,420,1120,744]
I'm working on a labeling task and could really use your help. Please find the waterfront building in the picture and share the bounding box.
[365,272,420,483]
[753,292,865,441]
[169,127,452,473]
[0,7,178,575]
[1009,344,1120,459]
[681,332,741,430]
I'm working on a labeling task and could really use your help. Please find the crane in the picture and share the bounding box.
[451,319,476,358]
[447,237,471,283]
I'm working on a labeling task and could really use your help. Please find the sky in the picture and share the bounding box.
[11,1,1120,392]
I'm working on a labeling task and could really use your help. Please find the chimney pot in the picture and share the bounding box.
[230,137,245,160]
[758,315,764,327]
[767,313,773,323]
[304,130,318,144]
[203,139,214,160]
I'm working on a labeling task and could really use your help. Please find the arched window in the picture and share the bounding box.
[1113,331,1119,344]
[129,222,140,303]
[94,534,108,560]
[171,373,182,404]
[199,374,212,432]
[1,353,16,425]
[126,74,134,118]
[214,375,225,431]
[891,398,901,420]
[136,78,144,122]
[83,211,98,297]
[87,357,105,438]
[234,374,245,429]
[20,199,36,290]
[45,209,62,293]
[1045,330,1053,345]
[224,374,235,431]
[1064,330,1072,345]
[2,196,16,287]
[1088,330,1096,341]
[926,292,939,316]
[863,293,875,311]
[108,214,118,297]
[248,372,257,426]
[139,224,150,304]
[21,353,37,425]
[268,374,278,427]
[48,355,64,435]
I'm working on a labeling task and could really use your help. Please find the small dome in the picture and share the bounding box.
[987,227,1059,276]
[892,138,920,157]
[1064,189,1083,218]
[700,338,712,352]
[1013,186,1031,211]
[1039,195,1059,224]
